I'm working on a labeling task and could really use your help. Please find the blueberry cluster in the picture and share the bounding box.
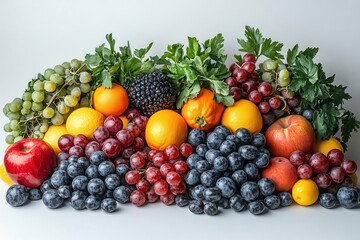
[175,126,293,215]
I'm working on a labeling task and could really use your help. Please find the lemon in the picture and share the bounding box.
[316,137,343,156]
[43,124,68,154]
[0,163,14,185]
[292,179,319,206]
[66,107,105,139]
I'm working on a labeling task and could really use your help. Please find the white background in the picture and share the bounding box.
[0,0,359,239]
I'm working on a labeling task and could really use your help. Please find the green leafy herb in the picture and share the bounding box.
[237,26,284,60]
[161,34,233,108]
[85,34,157,89]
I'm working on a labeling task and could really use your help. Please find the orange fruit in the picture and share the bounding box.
[119,115,129,129]
[292,179,319,206]
[66,107,105,139]
[145,110,188,151]
[221,99,263,134]
[93,83,129,117]
[0,163,14,185]
[43,124,68,154]
[315,137,343,156]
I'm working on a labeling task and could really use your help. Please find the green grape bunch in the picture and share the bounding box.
[2,59,92,144]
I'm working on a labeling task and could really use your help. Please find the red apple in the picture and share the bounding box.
[4,138,57,188]
[265,115,316,159]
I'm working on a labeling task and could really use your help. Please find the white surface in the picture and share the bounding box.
[0,0,359,239]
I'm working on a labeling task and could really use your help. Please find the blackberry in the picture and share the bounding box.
[127,72,176,116]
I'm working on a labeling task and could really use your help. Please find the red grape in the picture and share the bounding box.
[341,159,357,175]
[309,153,329,173]
[315,173,332,188]
[273,109,285,118]
[341,176,354,188]
[241,79,257,93]
[258,102,270,114]
[225,77,237,87]
[289,150,306,167]
[112,157,128,166]
[329,167,345,183]
[173,160,188,174]
[102,138,122,158]
[145,167,162,184]
[164,145,180,160]
[179,143,193,158]
[242,53,256,63]
[127,122,141,138]
[248,90,262,104]
[241,62,255,74]
[58,134,74,152]
[148,149,159,161]
[104,116,123,135]
[229,62,240,73]
[116,129,134,148]
[125,170,141,185]
[69,145,84,157]
[73,134,88,149]
[160,163,174,178]
[230,87,242,101]
[121,147,136,159]
[269,97,282,109]
[85,141,101,158]
[257,82,273,97]
[130,190,146,207]
[132,137,145,151]
[125,108,140,120]
[93,126,110,143]
[169,181,187,195]
[133,116,148,131]
[233,69,248,83]
[327,149,344,166]
[262,112,276,125]
[250,72,260,80]
[130,152,146,169]
[286,96,300,108]
[280,89,294,99]
[146,186,159,203]
[136,179,150,193]
[297,164,313,179]
[152,152,168,167]
[154,179,169,196]
[160,191,175,205]
[57,151,69,164]
[166,172,182,186]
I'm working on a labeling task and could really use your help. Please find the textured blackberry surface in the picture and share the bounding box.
[127,72,176,116]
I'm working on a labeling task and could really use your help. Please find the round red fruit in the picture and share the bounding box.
[136,179,150,193]
[242,53,256,63]
[229,62,240,73]
[297,164,313,179]
[269,97,282,109]
[58,134,74,152]
[145,167,162,184]
[327,149,344,166]
[160,192,175,205]
[329,167,345,183]
[257,82,273,97]
[146,186,159,203]
[341,159,357,175]
[132,137,145,151]
[104,116,123,135]
[315,173,332,188]
[102,138,122,158]
[309,153,329,173]
[130,190,147,207]
[160,163,174,178]
[170,181,187,195]
[241,79,257,93]
[152,152,168,167]
[130,152,146,169]
[289,150,306,167]
[225,77,237,87]
[164,145,180,160]
[233,69,248,83]
[116,129,134,148]
[166,171,182,186]
[173,160,188,174]
[68,145,84,157]
[84,141,101,158]
[125,108,141,120]
[230,87,242,101]
[133,116,148,131]
[258,102,270,114]
[241,62,256,74]
[179,143,193,158]
[153,179,169,196]
[121,147,136,159]
[248,90,262,104]
[73,134,88,149]
[125,170,141,185]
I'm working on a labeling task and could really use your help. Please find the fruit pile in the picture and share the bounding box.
[1,26,360,215]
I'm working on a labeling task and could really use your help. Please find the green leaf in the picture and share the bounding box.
[193,56,206,75]
[208,80,229,96]
[260,38,284,60]
[188,83,201,99]
[287,44,299,66]
[186,37,200,59]
[288,76,307,92]
[301,47,319,59]
[106,33,115,53]
[184,66,197,83]
[84,54,102,67]
[134,42,153,60]
[101,70,112,88]
[234,54,242,63]
[296,54,318,84]
[176,85,190,109]
[341,111,360,144]
[238,26,264,56]
[214,94,234,106]
[330,84,351,106]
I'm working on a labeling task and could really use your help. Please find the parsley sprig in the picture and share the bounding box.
[85,34,157,89]
[161,34,233,109]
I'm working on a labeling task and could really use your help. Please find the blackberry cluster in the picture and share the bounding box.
[127,72,176,116]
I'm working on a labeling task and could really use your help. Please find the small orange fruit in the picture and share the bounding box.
[221,99,263,134]
[145,110,188,151]
[93,83,129,117]
[292,179,319,206]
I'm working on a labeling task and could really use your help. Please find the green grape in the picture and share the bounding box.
[70,59,82,71]
[262,59,278,71]
[21,108,31,115]
[10,120,19,130]
[64,95,78,107]
[44,81,57,92]
[57,101,70,114]
[22,100,32,110]
[261,72,275,83]
[79,72,92,83]
[14,136,24,142]
[3,123,12,132]
[44,68,56,80]
[277,64,287,72]
[12,130,20,138]
[279,69,290,79]
[33,130,44,139]
[34,124,40,131]
[5,135,15,144]
[31,91,45,103]
[7,112,21,120]
[277,77,291,87]
[32,102,44,112]
[54,65,65,75]
[71,87,81,97]
[79,97,90,107]
[51,112,64,125]
[42,107,55,119]
[50,73,64,85]
[33,80,44,91]
[62,62,71,69]
[10,99,23,112]
[80,83,91,93]
[40,123,48,133]
[3,103,10,115]
[22,92,32,101]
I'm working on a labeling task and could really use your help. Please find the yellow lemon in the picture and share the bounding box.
[43,124,68,154]
[316,137,343,156]
[292,179,319,206]
[0,163,14,185]
[66,107,105,139]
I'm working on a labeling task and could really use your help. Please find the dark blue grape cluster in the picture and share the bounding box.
[176,126,293,215]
